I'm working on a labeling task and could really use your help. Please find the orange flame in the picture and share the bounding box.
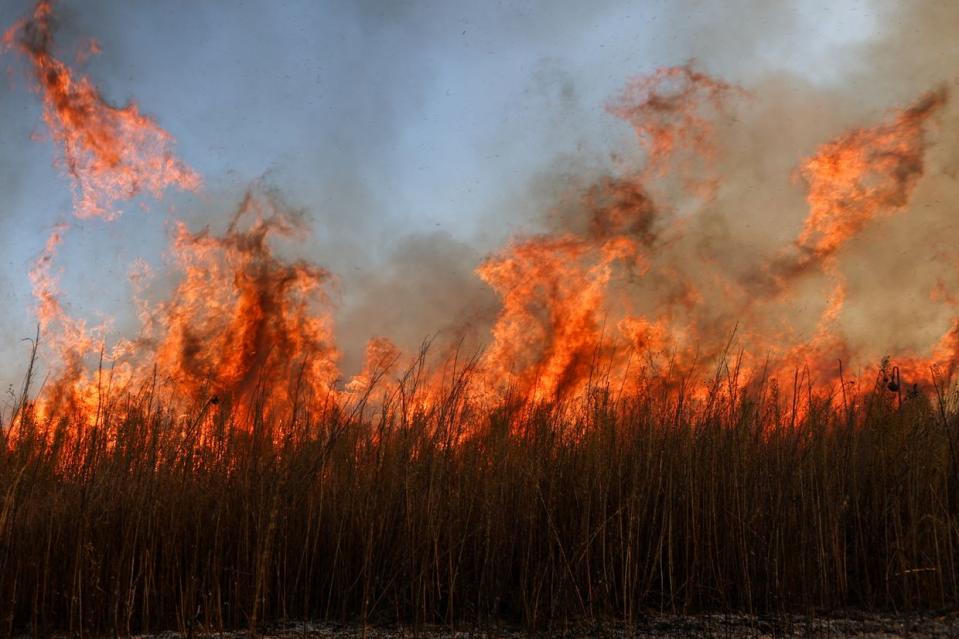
[142,190,340,410]
[5,0,200,420]
[759,90,946,382]
[8,0,958,433]
[4,0,199,220]
[477,235,628,402]
[26,222,101,417]
[795,90,945,262]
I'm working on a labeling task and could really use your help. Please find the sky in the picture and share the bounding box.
[0,0,913,391]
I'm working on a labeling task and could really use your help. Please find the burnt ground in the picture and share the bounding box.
[126,612,959,638]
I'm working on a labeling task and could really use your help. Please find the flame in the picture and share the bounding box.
[5,0,199,420]
[758,90,946,382]
[795,90,945,263]
[345,337,401,395]
[141,190,340,411]
[477,235,627,402]
[26,223,100,417]
[608,62,745,198]
[3,0,199,220]
[473,67,744,404]
[7,0,959,436]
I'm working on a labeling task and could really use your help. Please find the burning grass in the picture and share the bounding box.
[4,2,959,634]
[1,350,958,636]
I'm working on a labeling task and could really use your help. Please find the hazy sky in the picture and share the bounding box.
[0,0,890,388]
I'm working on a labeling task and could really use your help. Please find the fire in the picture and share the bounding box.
[476,235,628,402]
[608,63,745,198]
[144,190,339,411]
[5,0,199,420]
[795,90,945,263]
[6,0,959,434]
[473,68,744,404]
[26,222,101,417]
[3,0,199,220]
[757,89,947,382]
[345,337,401,396]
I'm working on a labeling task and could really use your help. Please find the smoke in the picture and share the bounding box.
[336,233,500,377]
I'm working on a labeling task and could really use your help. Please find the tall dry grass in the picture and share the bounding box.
[1,349,958,636]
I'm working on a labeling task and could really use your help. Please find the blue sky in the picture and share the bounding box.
[0,0,888,388]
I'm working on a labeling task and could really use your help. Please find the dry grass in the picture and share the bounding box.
[1,351,958,636]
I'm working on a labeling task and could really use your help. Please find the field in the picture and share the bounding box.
[2,354,958,636]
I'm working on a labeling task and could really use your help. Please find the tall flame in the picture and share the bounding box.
[5,0,200,418]
[5,0,958,432]
[3,0,199,220]
[795,90,945,263]
[144,190,339,409]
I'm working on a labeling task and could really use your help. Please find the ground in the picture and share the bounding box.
[123,613,959,638]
